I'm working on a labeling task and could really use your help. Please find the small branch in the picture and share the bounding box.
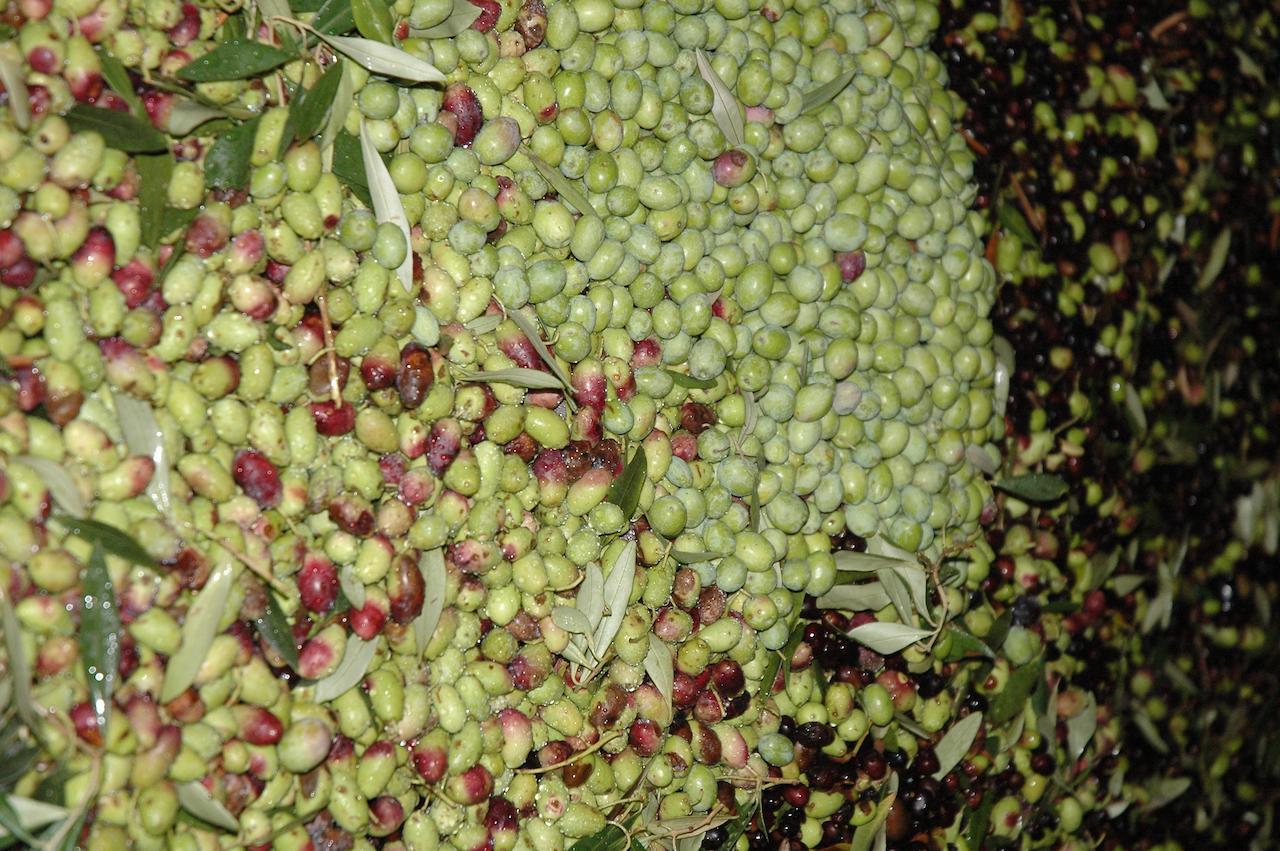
[1010,174,1045,236]
[1150,10,1187,41]
[316,287,342,406]
[516,732,623,774]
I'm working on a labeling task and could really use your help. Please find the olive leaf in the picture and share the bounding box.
[322,33,445,82]
[801,66,857,114]
[167,100,224,135]
[0,592,40,732]
[816,581,892,612]
[313,635,378,701]
[360,119,415,293]
[524,148,603,219]
[413,548,447,651]
[114,391,172,518]
[351,0,394,43]
[16,458,85,519]
[409,0,482,37]
[694,49,745,149]
[644,635,673,720]
[931,711,983,779]
[453,368,566,391]
[338,564,365,608]
[592,541,636,659]
[333,130,373,207]
[987,655,1044,726]
[79,545,121,731]
[847,621,933,656]
[464,314,503,335]
[505,308,573,391]
[54,515,156,567]
[606,444,647,522]
[1123,380,1147,436]
[282,59,345,151]
[997,202,1037,246]
[875,567,914,626]
[567,824,643,851]
[205,117,260,191]
[669,550,719,565]
[312,0,357,34]
[552,606,592,635]
[176,39,295,82]
[1139,776,1192,813]
[833,550,917,577]
[1067,691,1098,761]
[0,797,67,845]
[64,103,167,152]
[176,781,240,832]
[849,789,896,851]
[0,43,31,130]
[938,625,995,661]
[94,46,143,117]
[963,791,994,849]
[160,562,234,703]
[741,388,758,440]
[253,589,299,669]
[411,304,441,347]
[663,369,716,390]
[992,335,1014,419]
[320,60,356,154]
[578,563,605,632]
[875,560,931,625]
[993,473,1068,503]
[136,152,176,249]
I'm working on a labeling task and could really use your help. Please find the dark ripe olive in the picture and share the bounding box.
[397,349,434,409]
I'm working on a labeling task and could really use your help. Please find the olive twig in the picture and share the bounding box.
[515,732,623,774]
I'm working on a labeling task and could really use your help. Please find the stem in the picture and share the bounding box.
[516,732,623,774]
[316,286,342,406]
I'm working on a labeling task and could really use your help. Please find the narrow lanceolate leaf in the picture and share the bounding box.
[312,0,357,34]
[410,0,482,37]
[322,34,445,82]
[876,568,914,626]
[16,458,85,519]
[578,563,605,631]
[54,515,156,567]
[414,548,447,651]
[848,621,933,656]
[524,149,602,219]
[815,582,892,612]
[313,636,378,700]
[136,152,176,249]
[95,47,143,117]
[552,606,593,635]
[254,589,299,669]
[360,119,414,293]
[167,100,224,135]
[65,103,167,152]
[801,66,857,114]
[593,541,637,659]
[998,202,1037,247]
[338,565,365,608]
[115,392,172,517]
[664,369,716,390]
[1123,380,1148,436]
[320,60,356,154]
[0,798,67,844]
[176,781,240,832]
[932,712,983,779]
[333,130,372,207]
[566,825,634,851]
[606,445,647,521]
[993,473,1069,503]
[283,59,345,151]
[992,335,1014,419]
[695,49,744,148]
[506,308,573,390]
[160,562,234,702]
[938,625,995,660]
[205,117,259,191]
[0,43,31,130]
[1139,776,1192,813]
[352,0,394,43]
[1196,226,1231,291]
[1,591,40,731]
[455,368,566,391]
[833,550,917,576]
[645,635,674,718]
[79,545,121,730]
[176,39,294,82]
[1067,691,1098,761]
[669,550,720,565]
[987,655,1044,726]
[850,791,896,851]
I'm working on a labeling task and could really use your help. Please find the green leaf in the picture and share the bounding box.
[409,0,482,36]
[253,589,299,670]
[939,625,996,661]
[695,49,744,149]
[320,59,355,154]
[313,0,357,34]
[1196,227,1231,291]
[79,545,121,731]
[644,635,673,719]
[114,391,173,517]
[0,44,30,131]
[351,0,394,42]
[994,473,1069,503]
[55,515,156,567]
[567,825,634,851]
[552,606,592,635]
[669,550,720,564]
[815,581,892,612]
[592,541,636,659]
[964,789,994,849]
[413,548,446,652]
[800,65,857,114]
[204,117,260,190]
[0,593,39,733]
[982,610,1013,653]
[136,152,176,250]
[15,457,85,519]
[313,636,378,701]
[1066,691,1097,761]
[505,308,572,392]
[321,33,445,82]
[932,712,983,779]
[166,99,224,136]
[176,39,294,82]
[176,782,240,832]
[998,201,1037,246]
[525,149,602,219]
[454,368,565,391]
[65,104,168,152]
[850,790,895,851]
[987,655,1044,725]
[94,47,143,117]
[282,59,344,151]
[848,621,933,655]
[606,444,647,522]
[760,618,803,697]
[663,369,717,390]
[332,130,372,207]
[0,797,67,845]
[161,562,234,702]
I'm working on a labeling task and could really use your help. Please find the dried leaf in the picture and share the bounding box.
[282,59,345,151]
[801,66,857,115]
[593,541,636,659]
[848,621,933,655]
[815,582,892,612]
[177,39,294,82]
[79,544,121,730]
[351,0,394,42]
[253,589,299,670]
[54,515,156,567]
[413,548,446,651]
[505,308,573,391]
[205,117,260,191]
[1067,691,1098,761]
[17,458,85,519]
[176,781,240,832]
[0,43,30,130]
[410,0,482,37]
[94,46,143,117]
[357,119,416,293]
[322,34,445,82]
[552,606,592,635]
[606,444,647,522]
[932,712,983,779]
[645,635,673,719]
[1196,227,1231,291]
[160,562,234,703]
[524,148,602,219]
[0,592,39,731]
[455,368,566,391]
[313,635,378,700]
[994,473,1068,503]
[664,369,716,390]
[115,392,172,517]
[695,49,744,148]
